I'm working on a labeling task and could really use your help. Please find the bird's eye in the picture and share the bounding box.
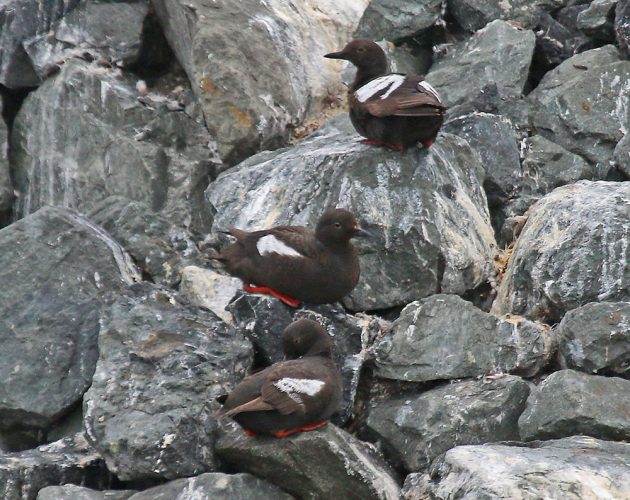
[357,47,366,53]
[334,222,342,228]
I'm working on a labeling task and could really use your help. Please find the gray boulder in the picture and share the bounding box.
[216,422,401,500]
[88,196,205,287]
[206,116,497,312]
[179,266,242,324]
[38,485,136,500]
[152,0,366,163]
[83,283,253,481]
[0,101,11,212]
[426,20,535,108]
[403,436,630,499]
[354,0,443,42]
[443,112,521,203]
[577,0,616,42]
[613,133,630,178]
[366,375,531,472]
[373,294,553,382]
[24,1,149,80]
[528,45,630,172]
[0,0,81,88]
[10,58,214,237]
[493,181,630,323]
[0,206,138,430]
[557,302,630,376]
[226,292,381,424]
[448,0,566,32]
[616,0,630,57]
[519,369,630,441]
[127,473,293,500]
[0,433,111,500]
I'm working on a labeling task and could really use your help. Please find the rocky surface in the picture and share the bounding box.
[365,375,531,471]
[0,433,111,500]
[373,294,552,382]
[519,369,630,442]
[2,0,630,498]
[152,0,367,164]
[83,283,253,481]
[0,206,138,430]
[426,21,535,109]
[494,181,630,323]
[226,292,380,424]
[207,116,497,312]
[216,422,401,500]
[403,436,630,499]
[557,301,630,376]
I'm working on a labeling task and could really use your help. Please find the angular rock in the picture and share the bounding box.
[613,132,630,178]
[10,58,215,236]
[373,294,552,382]
[38,485,136,500]
[0,0,81,88]
[354,0,443,42]
[403,436,630,499]
[443,112,521,203]
[616,0,630,57]
[83,283,253,481]
[557,302,630,376]
[493,181,630,323]
[0,206,138,430]
[0,101,11,212]
[448,0,566,32]
[0,433,111,500]
[24,1,149,81]
[366,375,531,472]
[216,422,401,500]
[206,115,497,312]
[577,0,616,42]
[152,0,367,163]
[528,45,630,171]
[426,20,535,108]
[226,292,381,424]
[127,473,293,500]
[519,369,630,441]
[179,266,242,324]
[89,196,205,287]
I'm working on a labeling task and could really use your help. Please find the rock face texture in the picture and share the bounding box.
[493,181,630,323]
[2,0,630,498]
[403,436,630,500]
[0,206,138,430]
[216,422,401,500]
[206,116,497,312]
[372,294,552,382]
[152,0,367,163]
[83,283,253,481]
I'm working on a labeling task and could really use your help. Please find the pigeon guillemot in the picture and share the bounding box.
[325,39,447,151]
[216,318,342,438]
[212,208,369,307]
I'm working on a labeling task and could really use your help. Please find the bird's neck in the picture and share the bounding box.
[350,63,388,93]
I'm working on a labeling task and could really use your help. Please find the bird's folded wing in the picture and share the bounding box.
[361,78,446,118]
[256,226,318,258]
[261,375,326,416]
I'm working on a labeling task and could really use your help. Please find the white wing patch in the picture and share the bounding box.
[274,378,325,405]
[355,74,406,102]
[256,235,303,258]
[418,81,441,102]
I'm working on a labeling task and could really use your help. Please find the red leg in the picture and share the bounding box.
[244,429,256,437]
[272,421,329,438]
[421,139,434,149]
[359,139,404,152]
[243,284,301,308]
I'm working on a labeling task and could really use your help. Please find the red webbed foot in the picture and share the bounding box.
[421,139,434,149]
[359,139,405,152]
[272,421,329,438]
[243,284,302,308]
[244,429,256,437]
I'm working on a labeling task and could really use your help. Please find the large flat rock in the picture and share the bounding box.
[206,116,496,312]
[0,206,138,429]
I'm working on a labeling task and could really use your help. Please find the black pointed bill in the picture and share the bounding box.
[324,50,348,60]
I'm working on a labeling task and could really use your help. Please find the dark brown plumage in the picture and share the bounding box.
[212,208,369,306]
[216,319,342,437]
[325,39,447,151]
